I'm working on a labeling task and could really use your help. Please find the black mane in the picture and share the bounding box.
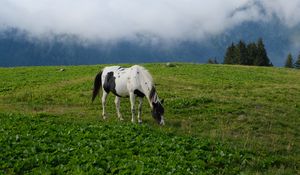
[149,86,156,102]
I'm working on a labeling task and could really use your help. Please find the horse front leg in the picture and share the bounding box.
[129,92,136,123]
[137,97,143,124]
[114,96,124,121]
[102,91,108,120]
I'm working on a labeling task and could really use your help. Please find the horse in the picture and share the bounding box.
[92,65,165,125]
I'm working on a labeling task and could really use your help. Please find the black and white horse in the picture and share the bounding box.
[92,65,165,125]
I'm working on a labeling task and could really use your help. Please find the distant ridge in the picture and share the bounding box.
[0,21,299,67]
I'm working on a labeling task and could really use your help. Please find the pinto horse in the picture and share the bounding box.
[92,65,165,125]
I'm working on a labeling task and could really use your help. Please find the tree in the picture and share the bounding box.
[295,53,300,69]
[254,38,272,66]
[247,43,257,65]
[213,58,219,64]
[284,53,294,68]
[207,58,218,64]
[223,38,272,67]
[223,43,235,64]
[235,40,248,65]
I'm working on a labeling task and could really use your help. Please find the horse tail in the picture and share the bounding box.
[92,71,102,102]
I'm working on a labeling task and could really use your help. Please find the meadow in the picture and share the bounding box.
[0,63,299,174]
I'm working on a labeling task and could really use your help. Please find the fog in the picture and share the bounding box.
[0,0,300,42]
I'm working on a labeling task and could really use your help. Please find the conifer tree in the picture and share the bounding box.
[247,42,257,65]
[213,58,219,64]
[254,38,272,66]
[235,40,248,65]
[284,53,294,68]
[207,58,214,64]
[223,38,272,67]
[295,53,300,69]
[224,43,235,64]
[207,58,218,64]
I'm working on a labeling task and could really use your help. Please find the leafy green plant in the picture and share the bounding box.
[0,63,299,174]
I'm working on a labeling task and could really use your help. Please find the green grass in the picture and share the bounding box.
[0,63,299,174]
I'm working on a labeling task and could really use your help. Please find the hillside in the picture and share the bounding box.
[1,21,299,67]
[0,63,299,174]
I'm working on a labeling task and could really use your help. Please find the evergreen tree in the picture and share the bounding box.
[254,38,272,66]
[207,58,214,64]
[235,40,248,65]
[223,38,272,67]
[295,53,300,69]
[213,58,219,64]
[223,43,235,64]
[207,58,218,64]
[246,42,257,65]
[284,53,294,68]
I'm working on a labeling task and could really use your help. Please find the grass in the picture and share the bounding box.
[0,63,299,174]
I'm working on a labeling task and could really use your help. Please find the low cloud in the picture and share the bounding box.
[0,0,300,42]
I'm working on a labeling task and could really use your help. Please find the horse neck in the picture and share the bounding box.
[139,71,157,108]
[148,86,158,106]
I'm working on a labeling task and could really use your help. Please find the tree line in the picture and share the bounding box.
[223,38,272,66]
[284,53,300,69]
[208,38,300,69]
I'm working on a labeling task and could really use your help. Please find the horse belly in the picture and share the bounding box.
[115,77,130,97]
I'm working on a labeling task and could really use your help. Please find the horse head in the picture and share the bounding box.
[151,99,165,125]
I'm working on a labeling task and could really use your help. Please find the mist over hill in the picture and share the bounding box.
[0,20,299,67]
[1,0,300,67]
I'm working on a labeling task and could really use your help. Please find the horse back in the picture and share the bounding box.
[101,65,152,98]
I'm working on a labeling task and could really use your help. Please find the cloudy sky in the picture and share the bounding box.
[0,0,300,42]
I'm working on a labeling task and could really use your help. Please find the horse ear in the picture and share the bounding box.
[161,99,164,104]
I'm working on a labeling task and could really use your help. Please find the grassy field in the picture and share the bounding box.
[0,63,299,174]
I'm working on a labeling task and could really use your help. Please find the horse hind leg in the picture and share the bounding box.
[129,92,136,123]
[102,91,108,120]
[114,96,124,121]
[137,97,143,124]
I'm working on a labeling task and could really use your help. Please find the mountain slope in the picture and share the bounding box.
[0,21,299,67]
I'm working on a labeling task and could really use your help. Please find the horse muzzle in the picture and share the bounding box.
[159,117,165,125]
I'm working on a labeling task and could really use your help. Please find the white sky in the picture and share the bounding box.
[0,0,300,42]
